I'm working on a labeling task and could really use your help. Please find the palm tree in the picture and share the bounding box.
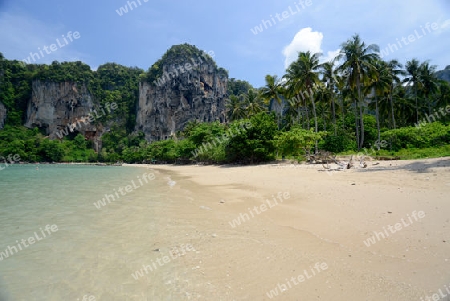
[436,80,450,112]
[285,51,322,152]
[338,34,379,150]
[261,75,283,129]
[404,59,422,123]
[243,89,265,118]
[285,51,322,132]
[284,56,310,129]
[368,60,390,141]
[419,62,439,115]
[385,60,405,129]
[321,60,339,135]
[392,85,416,127]
[315,85,331,131]
[334,72,350,132]
[284,94,304,127]
[225,95,245,121]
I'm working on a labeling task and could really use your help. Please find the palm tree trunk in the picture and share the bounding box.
[427,96,432,116]
[277,112,280,130]
[357,78,364,149]
[331,93,336,135]
[390,85,396,129]
[415,86,419,123]
[310,93,319,153]
[354,98,360,150]
[303,93,310,130]
[375,95,380,142]
[305,103,310,130]
[341,97,345,132]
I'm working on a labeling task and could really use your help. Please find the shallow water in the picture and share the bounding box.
[0,165,196,300]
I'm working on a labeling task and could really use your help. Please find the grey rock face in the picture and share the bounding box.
[436,65,450,82]
[136,59,228,141]
[0,101,6,129]
[25,81,104,151]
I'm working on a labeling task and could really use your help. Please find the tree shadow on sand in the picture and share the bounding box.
[356,158,450,174]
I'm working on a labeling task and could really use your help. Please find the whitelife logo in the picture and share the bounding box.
[0,225,59,262]
[153,51,215,87]
[363,210,426,247]
[54,102,118,139]
[0,154,20,171]
[21,31,81,66]
[415,105,450,129]
[266,262,328,298]
[420,282,450,301]
[93,172,155,209]
[131,244,196,280]
[250,0,313,35]
[228,192,290,228]
[115,0,149,16]
[191,121,252,158]
[379,22,441,58]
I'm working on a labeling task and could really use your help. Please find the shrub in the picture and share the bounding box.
[381,122,450,151]
[226,113,277,163]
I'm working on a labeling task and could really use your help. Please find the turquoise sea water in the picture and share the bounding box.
[0,164,194,301]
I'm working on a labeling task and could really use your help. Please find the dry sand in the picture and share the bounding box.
[127,157,450,300]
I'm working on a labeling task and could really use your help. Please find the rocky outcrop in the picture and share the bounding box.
[0,101,6,129]
[436,65,450,82]
[25,81,103,151]
[135,45,228,141]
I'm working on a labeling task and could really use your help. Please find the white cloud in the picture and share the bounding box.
[282,27,340,69]
[322,49,341,64]
[282,28,322,69]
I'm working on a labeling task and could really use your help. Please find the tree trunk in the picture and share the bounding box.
[415,85,419,123]
[305,104,310,130]
[390,85,396,129]
[331,93,336,135]
[375,95,380,142]
[310,92,319,153]
[357,77,364,149]
[354,98,360,150]
[427,96,432,116]
[341,97,346,132]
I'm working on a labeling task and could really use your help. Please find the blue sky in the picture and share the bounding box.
[0,0,449,88]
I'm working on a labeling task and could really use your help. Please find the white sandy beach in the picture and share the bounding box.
[127,158,450,300]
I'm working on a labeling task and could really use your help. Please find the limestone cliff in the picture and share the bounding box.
[0,101,6,129]
[436,65,450,82]
[135,44,228,141]
[25,81,103,151]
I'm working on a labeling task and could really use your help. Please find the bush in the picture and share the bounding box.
[321,135,355,153]
[276,127,326,158]
[226,113,277,163]
[381,122,450,151]
[146,139,177,162]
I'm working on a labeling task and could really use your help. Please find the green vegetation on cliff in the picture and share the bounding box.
[144,43,228,84]
[0,38,449,164]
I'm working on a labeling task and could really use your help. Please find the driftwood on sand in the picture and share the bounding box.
[308,150,370,172]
